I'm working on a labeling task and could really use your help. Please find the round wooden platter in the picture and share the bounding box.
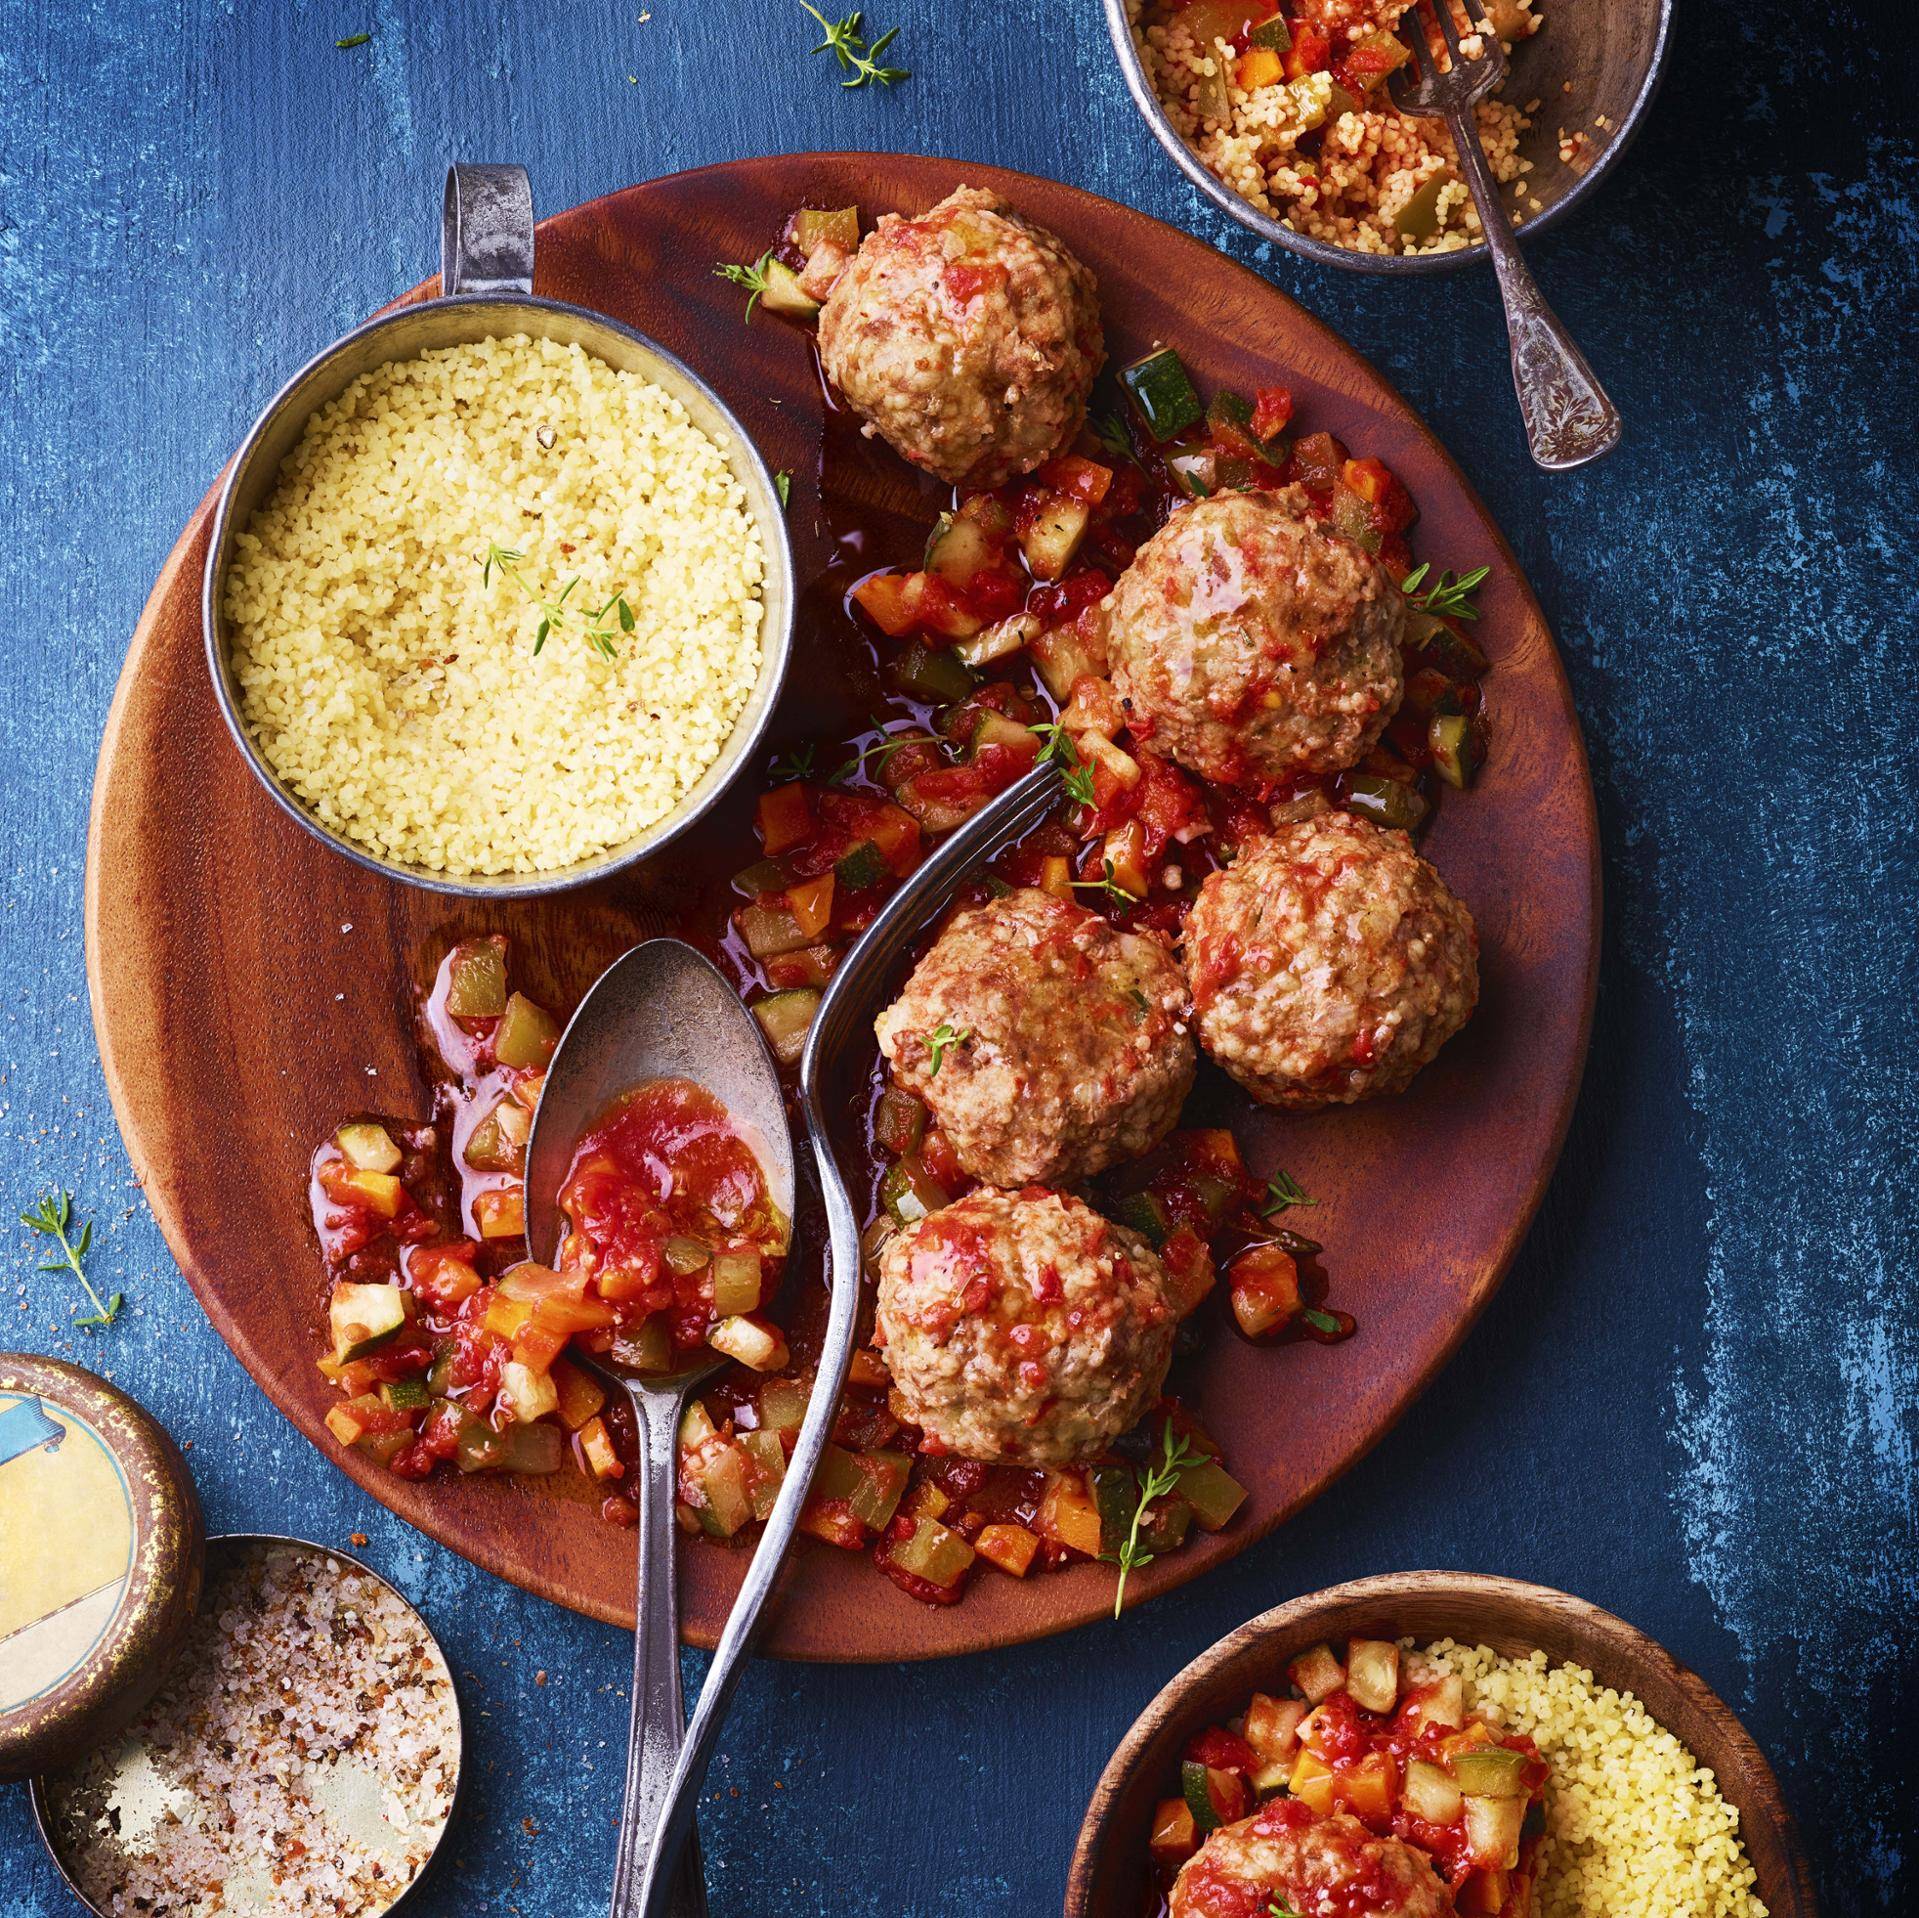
[85,155,1599,1662]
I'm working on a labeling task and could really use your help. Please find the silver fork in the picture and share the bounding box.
[1391,2,1621,470]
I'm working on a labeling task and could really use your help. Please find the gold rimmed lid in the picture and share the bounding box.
[0,1354,204,1780]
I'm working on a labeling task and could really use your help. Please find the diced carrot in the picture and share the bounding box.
[511,1320,569,1375]
[325,1403,369,1446]
[973,1522,1040,1577]
[578,1414,623,1479]
[1038,854,1074,902]
[1235,46,1283,89]
[1148,1798,1199,1870]
[1036,454,1114,506]
[785,874,835,940]
[847,1348,891,1390]
[757,781,815,855]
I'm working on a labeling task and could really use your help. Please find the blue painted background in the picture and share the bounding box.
[2,1,1913,1911]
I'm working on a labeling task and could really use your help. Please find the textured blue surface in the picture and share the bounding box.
[1,1,1914,1912]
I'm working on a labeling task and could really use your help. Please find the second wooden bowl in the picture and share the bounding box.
[1065,1571,1816,1918]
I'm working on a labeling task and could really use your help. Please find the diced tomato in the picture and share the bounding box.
[1251,385,1294,439]
[1027,569,1111,632]
[757,782,815,855]
[1283,24,1333,76]
[944,260,1009,305]
[1036,455,1114,506]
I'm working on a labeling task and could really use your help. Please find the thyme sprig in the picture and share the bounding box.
[831,728,931,785]
[1401,562,1490,622]
[927,1021,970,1076]
[1103,1421,1206,1617]
[482,543,631,659]
[22,1192,122,1329]
[769,743,817,783]
[1073,858,1141,906]
[797,3,908,88]
[1090,411,1135,466]
[714,249,777,320]
[1261,1170,1318,1217]
[1034,724,1096,808]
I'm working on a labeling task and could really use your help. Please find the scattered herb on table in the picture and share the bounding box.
[714,249,777,321]
[927,1022,970,1076]
[22,1192,123,1329]
[482,542,629,659]
[797,3,908,89]
[1401,562,1490,622]
[1103,1420,1206,1617]
[335,32,371,49]
[769,743,817,782]
[774,470,792,509]
[1261,1169,1318,1217]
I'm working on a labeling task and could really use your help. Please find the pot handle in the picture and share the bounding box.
[441,164,534,296]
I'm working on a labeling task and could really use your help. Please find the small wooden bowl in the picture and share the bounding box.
[1066,1572,1816,1918]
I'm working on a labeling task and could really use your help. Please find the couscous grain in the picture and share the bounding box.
[1417,1639,1769,1918]
[224,334,766,876]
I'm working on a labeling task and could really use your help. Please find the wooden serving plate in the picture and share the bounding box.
[1065,1572,1817,1918]
[85,155,1599,1660]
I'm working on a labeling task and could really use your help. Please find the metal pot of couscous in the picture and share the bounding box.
[203,164,795,897]
[1105,2,1673,275]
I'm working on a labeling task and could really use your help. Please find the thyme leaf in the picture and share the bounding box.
[21,1191,123,1328]
[1301,1305,1342,1336]
[927,1021,970,1076]
[774,470,792,509]
[483,543,628,659]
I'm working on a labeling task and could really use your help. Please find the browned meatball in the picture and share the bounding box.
[875,1186,1176,1465]
[817,185,1103,487]
[874,887,1194,1188]
[1105,488,1406,788]
[1183,810,1478,1110]
[1172,1804,1455,1918]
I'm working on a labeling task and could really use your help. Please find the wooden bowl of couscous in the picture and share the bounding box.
[1106,2,1673,273]
[1068,1570,1815,1918]
[204,165,795,896]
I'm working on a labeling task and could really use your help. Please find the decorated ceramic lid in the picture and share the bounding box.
[0,1353,204,1780]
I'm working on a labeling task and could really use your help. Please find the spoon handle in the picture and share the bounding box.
[1447,104,1621,470]
[611,1383,708,1918]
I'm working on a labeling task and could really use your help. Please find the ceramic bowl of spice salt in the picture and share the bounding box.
[33,1534,463,1918]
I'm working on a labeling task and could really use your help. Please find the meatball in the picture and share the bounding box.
[1172,1803,1454,1918]
[1104,488,1406,787]
[875,1187,1176,1466]
[817,185,1103,487]
[875,888,1194,1188]
[1183,810,1477,1110]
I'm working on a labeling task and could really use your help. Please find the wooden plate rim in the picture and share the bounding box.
[1063,1570,1818,1918]
[84,154,1600,1660]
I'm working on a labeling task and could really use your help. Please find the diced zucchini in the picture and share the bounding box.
[711,1247,764,1316]
[336,1122,401,1173]
[887,641,976,705]
[495,992,559,1069]
[966,709,1039,764]
[888,1515,974,1588]
[613,1319,672,1373]
[463,1101,524,1174]
[680,1400,720,1450]
[1108,1190,1171,1249]
[708,1314,790,1372]
[737,899,811,960]
[1035,1469,1104,1557]
[693,1443,756,1538]
[1464,1793,1527,1870]
[1122,348,1203,442]
[1429,711,1483,789]
[1247,15,1291,50]
[1394,169,1457,242]
[1180,1761,1243,1834]
[1168,448,1220,500]
[1406,1673,1467,1732]
[847,1449,911,1530]
[758,1375,810,1435]
[1450,1747,1532,1798]
[1325,80,1362,121]
[1342,774,1429,832]
[381,1376,430,1412]
[737,1428,787,1518]
[793,206,859,254]
[499,1359,559,1425]
[1090,1463,1140,1559]
[753,987,821,1067]
[955,613,1038,668]
[1243,1692,1306,1769]
[879,1154,950,1225]
[924,511,1000,586]
[759,258,820,320]
[835,839,890,891]
[579,1414,623,1479]
[1348,28,1410,89]
[1029,622,1106,701]
[1404,1758,1465,1825]
[1019,494,1091,580]
[1288,1642,1346,1705]
[872,1086,927,1157]
[324,1163,406,1218]
[1173,1456,1246,1532]
[445,936,508,1017]
[1346,1638,1401,1712]
[330,1282,410,1362]
[662,1234,712,1278]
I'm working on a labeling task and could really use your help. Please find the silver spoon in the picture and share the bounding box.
[524,939,796,1918]
[629,758,1066,1918]
[1390,3,1621,470]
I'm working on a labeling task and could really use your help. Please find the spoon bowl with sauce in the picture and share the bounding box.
[524,938,794,1918]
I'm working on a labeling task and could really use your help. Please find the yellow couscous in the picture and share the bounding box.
[1421,1640,1769,1918]
[224,334,766,876]
[1130,1,1546,257]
